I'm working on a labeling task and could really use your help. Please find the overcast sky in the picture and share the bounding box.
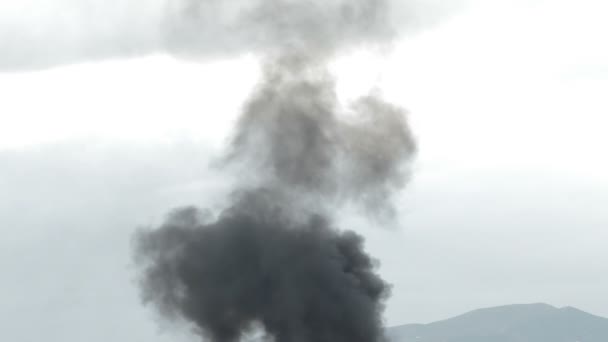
[1,1,607,341]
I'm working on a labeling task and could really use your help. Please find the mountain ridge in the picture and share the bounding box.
[387,303,608,342]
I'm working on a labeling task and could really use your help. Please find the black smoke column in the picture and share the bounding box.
[134,1,416,342]
[136,193,389,342]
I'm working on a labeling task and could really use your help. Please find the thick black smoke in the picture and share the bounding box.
[134,1,416,341]
[136,191,389,342]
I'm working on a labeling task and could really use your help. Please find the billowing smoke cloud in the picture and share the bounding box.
[136,193,389,342]
[133,1,416,341]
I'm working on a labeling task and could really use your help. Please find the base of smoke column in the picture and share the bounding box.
[134,190,390,342]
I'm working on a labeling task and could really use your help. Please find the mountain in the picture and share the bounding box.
[387,303,608,342]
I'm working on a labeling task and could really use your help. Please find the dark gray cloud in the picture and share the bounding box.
[136,195,389,342]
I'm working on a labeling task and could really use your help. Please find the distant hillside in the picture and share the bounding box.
[387,303,608,342]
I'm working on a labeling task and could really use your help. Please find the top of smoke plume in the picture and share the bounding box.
[168,0,393,54]
[0,0,463,70]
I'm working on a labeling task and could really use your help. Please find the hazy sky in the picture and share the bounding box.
[1,1,607,341]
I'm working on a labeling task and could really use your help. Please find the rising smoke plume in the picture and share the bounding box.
[134,1,416,341]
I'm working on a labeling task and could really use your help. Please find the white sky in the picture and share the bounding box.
[1,1,607,340]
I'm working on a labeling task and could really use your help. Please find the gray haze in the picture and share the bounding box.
[0,143,227,342]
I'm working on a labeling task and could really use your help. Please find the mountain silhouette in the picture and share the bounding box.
[387,303,608,342]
